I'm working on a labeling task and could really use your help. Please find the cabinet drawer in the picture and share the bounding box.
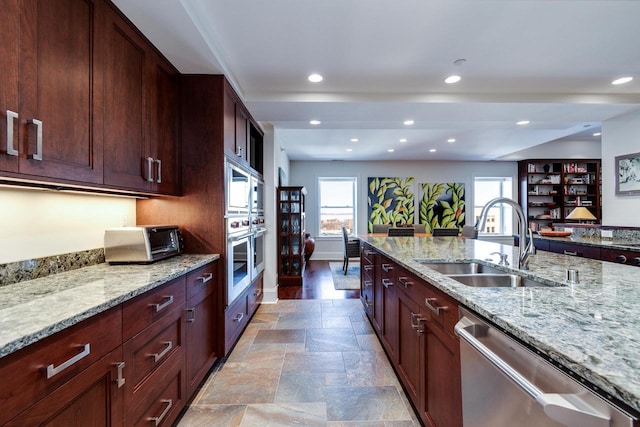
[248,276,263,315]
[0,307,122,426]
[225,293,248,353]
[125,348,185,427]
[123,276,186,341]
[421,283,458,335]
[548,241,600,259]
[186,261,217,302]
[123,305,184,402]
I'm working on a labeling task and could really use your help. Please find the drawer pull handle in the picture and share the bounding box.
[381,263,393,272]
[45,343,90,379]
[6,110,18,156]
[151,341,173,362]
[197,272,213,284]
[146,157,154,182]
[364,265,373,272]
[425,297,447,315]
[151,295,174,313]
[27,118,43,160]
[115,361,125,388]
[254,289,261,297]
[234,313,244,322]
[563,250,578,256]
[148,399,173,426]
[382,278,393,288]
[364,280,372,288]
[398,276,411,288]
[364,250,375,255]
[186,308,196,323]
[155,158,162,184]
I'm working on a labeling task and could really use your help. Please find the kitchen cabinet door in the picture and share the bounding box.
[235,106,249,161]
[148,52,180,195]
[0,0,19,174]
[186,288,218,396]
[223,85,238,157]
[396,289,422,405]
[7,347,125,427]
[6,0,104,184]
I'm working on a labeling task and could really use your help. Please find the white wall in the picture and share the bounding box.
[602,109,640,226]
[501,139,601,160]
[0,187,136,263]
[289,160,518,260]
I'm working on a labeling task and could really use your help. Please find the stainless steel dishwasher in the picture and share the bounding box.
[455,307,637,427]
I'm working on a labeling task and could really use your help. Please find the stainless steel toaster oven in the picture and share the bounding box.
[104,225,182,263]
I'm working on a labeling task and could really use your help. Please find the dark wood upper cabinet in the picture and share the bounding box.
[1,0,104,183]
[0,0,19,174]
[103,4,179,195]
[223,81,263,173]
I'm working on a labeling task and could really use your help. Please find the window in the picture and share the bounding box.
[474,177,513,235]
[319,177,357,235]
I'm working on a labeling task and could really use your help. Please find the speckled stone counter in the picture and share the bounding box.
[360,235,640,415]
[0,254,218,359]
[533,234,640,251]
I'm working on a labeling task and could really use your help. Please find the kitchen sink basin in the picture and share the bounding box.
[420,262,504,275]
[446,273,551,288]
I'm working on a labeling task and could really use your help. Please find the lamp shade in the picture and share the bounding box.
[566,207,596,221]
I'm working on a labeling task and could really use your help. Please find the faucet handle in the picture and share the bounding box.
[490,252,509,266]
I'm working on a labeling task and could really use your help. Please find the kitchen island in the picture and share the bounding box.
[360,235,640,416]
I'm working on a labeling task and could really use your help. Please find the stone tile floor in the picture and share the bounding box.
[177,299,420,426]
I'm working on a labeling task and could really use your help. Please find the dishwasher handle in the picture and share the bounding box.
[455,316,610,427]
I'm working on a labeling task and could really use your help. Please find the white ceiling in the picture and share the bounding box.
[112,0,640,161]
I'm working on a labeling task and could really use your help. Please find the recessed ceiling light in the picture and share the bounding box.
[445,75,461,84]
[388,149,395,153]
[399,138,407,143]
[612,76,633,85]
[346,148,353,152]
[516,120,530,125]
[593,132,602,136]
[403,120,414,126]
[429,149,437,153]
[447,138,456,143]
[309,120,321,125]
[350,138,359,142]
[308,73,323,83]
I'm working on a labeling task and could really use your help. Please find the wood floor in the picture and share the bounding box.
[278,260,360,300]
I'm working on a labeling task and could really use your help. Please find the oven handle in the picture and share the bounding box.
[229,232,253,242]
[455,316,610,427]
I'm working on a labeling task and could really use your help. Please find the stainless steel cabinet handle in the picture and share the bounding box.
[146,157,154,182]
[6,110,18,156]
[425,297,447,315]
[151,295,174,313]
[382,278,393,288]
[364,265,373,272]
[186,308,195,323]
[197,273,213,284]
[253,289,261,297]
[234,313,244,322]
[27,118,43,160]
[114,361,125,388]
[455,316,610,427]
[398,276,411,288]
[155,158,162,183]
[363,280,372,288]
[148,399,173,426]
[410,312,425,335]
[381,263,393,272]
[45,343,90,379]
[150,341,173,362]
[563,250,578,256]
[364,250,375,256]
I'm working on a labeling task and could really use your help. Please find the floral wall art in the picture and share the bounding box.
[418,182,466,233]
[367,177,415,232]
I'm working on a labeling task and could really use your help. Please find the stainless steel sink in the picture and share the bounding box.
[447,273,551,288]
[420,262,504,275]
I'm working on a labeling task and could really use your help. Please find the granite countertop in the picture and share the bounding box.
[533,234,640,251]
[360,235,640,415]
[0,254,219,359]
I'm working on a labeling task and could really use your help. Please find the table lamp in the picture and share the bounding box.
[565,206,596,223]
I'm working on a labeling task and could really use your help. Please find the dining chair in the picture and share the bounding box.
[432,227,459,236]
[342,226,361,274]
[388,227,415,236]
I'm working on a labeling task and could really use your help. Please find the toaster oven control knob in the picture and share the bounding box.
[632,257,640,266]
[615,254,627,263]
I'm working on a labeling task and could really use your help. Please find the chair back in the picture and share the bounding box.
[461,225,478,239]
[371,224,391,234]
[432,227,459,236]
[388,227,415,236]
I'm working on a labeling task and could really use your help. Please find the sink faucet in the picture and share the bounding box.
[474,197,536,270]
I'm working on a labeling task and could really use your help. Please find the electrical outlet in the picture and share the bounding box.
[601,229,613,239]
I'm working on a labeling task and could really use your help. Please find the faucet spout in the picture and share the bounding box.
[474,197,536,270]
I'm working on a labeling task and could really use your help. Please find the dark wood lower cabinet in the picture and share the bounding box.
[361,244,462,427]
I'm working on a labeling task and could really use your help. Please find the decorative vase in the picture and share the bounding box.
[304,233,315,262]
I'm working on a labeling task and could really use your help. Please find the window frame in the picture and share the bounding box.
[473,176,514,235]
[317,177,357,236]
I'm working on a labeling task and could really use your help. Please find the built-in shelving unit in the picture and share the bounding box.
[518,159,601,230]
[277,186,307,285]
